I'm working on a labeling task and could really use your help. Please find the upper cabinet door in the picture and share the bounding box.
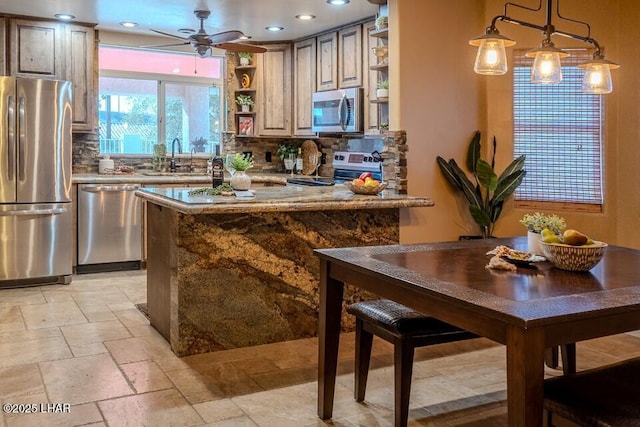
[10,19,64,79]
[256,44,292,136]
[317,32,338,91]
[293,38,317,136]
[65,24,96,132]
[338,25,362,88]
[0,18,6,76]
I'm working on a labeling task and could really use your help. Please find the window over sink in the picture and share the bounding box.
[513,48,604,212]
[98,46,224,155]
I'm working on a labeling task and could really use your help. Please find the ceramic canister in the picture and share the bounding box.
[99,156,115,174]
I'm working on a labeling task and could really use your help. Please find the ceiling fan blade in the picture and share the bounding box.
[214,43,267,53]
[150,29,190,41]
[140,42,190,48]
[207,30,245,44]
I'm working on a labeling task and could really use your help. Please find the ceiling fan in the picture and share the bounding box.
[145,9,266,57]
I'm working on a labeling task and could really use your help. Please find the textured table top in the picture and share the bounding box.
[315,237,640,327]
[72,172,288,185]
[135,185,434,214]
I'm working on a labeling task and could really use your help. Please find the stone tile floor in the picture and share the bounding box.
[1,271,640,426]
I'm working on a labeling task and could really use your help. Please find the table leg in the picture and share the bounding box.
[317,260,344,420]
[506,326,545,426]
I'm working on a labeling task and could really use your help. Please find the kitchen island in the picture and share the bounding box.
[136,185,434,356]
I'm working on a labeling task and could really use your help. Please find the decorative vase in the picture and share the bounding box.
[528,231,543,255]
[230,170,251,190]
[241,104,250,113]
[239,57,250,66]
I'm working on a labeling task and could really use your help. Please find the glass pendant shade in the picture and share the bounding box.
[530,51,563,84]
[473,39,508,75]
[581,63,612,93]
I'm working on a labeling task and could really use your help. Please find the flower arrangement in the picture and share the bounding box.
[228,153,254,171]
[520,212,566,234]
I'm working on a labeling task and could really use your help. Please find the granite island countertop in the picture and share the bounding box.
[72,172,288,185]
[136,185,434,214]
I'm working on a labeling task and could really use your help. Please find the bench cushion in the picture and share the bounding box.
[544,356,640,427]
[346,299,466,336]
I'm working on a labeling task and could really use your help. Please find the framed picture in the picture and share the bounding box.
[238,116,254,136]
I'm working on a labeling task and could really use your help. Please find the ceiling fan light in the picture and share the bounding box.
[196,45,211,58]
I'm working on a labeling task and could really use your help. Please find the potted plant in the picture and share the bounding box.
[520,212,566,254]
[437,131,526,239]
[190,137,207,153]
[235,94,254,112]
[228,153,254,190]
[238,52,252,66]
[376,79,389,99]
[276,143,297,172]
[375,15,388,30]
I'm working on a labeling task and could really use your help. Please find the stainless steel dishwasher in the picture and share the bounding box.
[77,184,142,273]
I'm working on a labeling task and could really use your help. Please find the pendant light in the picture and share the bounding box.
[469,29,515,75]
[526,40,568,84]
[469,0,619,93]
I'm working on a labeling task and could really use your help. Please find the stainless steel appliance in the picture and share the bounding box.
[332,150,383,183]
[312,88,363,133]
[0,77,73,288]
[77,184,142,273]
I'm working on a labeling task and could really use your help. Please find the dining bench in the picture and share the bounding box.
[544,356,640,426]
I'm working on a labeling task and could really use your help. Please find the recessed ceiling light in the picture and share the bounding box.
[55,13,75,21]
[265,26,284,32]
[326,0,350,5]
[296,14,316,21]
[120,22,138,28]
[178,28,196,34]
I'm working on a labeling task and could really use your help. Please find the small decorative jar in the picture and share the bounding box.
[230,170,251,190]
[527,231,543,255]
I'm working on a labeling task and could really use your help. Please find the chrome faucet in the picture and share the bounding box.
[169,138,182,172]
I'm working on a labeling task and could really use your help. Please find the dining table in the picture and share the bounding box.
[314,237,640,426]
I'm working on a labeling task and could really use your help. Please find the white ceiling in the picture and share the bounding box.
[0,0,379,42]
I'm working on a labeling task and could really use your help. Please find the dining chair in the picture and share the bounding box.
[346,299,478,427]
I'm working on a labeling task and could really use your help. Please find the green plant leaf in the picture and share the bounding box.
[469,205,491,227]
[476,159,498,191]
[436,156,463,190]
[492,170,526,202]
[497,155,526,183]
[490,200,504,223]
[448,160,483,208]
[466,131,481,173]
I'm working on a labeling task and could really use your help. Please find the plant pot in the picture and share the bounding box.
[239,57,250,66]
[241,104,251,113]
[527,231,543,255]
[230,170,251,190]
[376,88,388,99]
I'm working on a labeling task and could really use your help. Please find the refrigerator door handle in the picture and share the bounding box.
[7,96,15,181]
[17,96,26,182]
[0,207,68,217]
[81,184,141,193]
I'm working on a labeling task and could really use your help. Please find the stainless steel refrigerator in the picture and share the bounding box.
[0,77,73,288]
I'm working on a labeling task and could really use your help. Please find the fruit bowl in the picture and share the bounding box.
[345,182,388,195]
[539,241,608,272]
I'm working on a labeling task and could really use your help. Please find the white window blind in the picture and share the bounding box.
[513,49,604,208]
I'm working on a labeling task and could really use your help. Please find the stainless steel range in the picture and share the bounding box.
[332,150,383,183]
[285,150,383,187]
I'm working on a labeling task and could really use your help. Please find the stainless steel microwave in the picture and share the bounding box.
[312,88,363,133]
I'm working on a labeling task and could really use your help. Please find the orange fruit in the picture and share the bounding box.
[352,178,365,186]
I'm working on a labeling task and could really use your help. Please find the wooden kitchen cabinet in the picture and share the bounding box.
[65,24,96,132]
[293,38,316,136]
[0,18,6,75]
[3,17,97,132]
[317,32,338,91]
[255,44,292,136]
[9,19,64,79]
[338,24,363,88]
